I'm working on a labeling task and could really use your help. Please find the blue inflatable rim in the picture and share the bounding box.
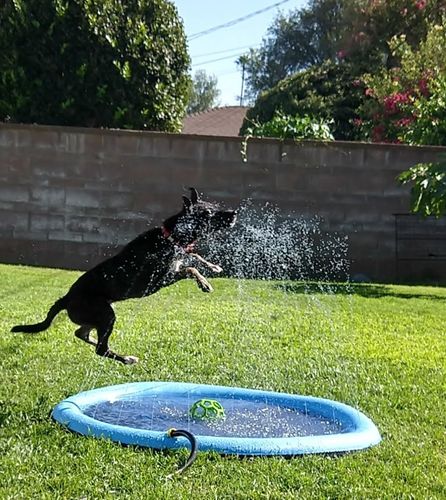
[52,381,381,456]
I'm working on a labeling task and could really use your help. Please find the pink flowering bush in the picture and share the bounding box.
[401,75,446,145]
[356,20,446,145]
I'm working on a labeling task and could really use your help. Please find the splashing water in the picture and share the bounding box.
[186,200,354,390]
[204,200,350,284]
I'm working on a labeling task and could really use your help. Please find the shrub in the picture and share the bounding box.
[357,21,446,145]
[245,111,334,141]
[398,157,446,217]
[240,111,334,163]
[240,60,365,141]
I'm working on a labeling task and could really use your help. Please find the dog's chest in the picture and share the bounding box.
[123,254,178,297]
[92,247,177,300]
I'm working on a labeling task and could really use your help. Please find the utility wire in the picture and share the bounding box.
[188,0,291,41]
[192,44,260,59]
[192,52,250,67]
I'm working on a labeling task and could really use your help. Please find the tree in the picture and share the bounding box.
[340,0,446,70]
[0,0,190,131]
[240,0,348,99]
[187,70,220,114]
[240,0,445,101]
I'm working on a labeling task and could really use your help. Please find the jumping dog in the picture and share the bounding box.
[11,188,237,364]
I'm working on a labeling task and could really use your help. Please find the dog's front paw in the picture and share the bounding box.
[198,277,213,293]
[123,355,139,365]
[209,264,223,273]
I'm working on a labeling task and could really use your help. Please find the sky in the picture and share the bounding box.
[172,0,307,107]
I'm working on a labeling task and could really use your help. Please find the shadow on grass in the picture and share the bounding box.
[275,282,446,300]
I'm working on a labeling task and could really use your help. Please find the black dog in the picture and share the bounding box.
[11,188,237,364]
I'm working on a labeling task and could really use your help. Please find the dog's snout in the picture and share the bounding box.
[229,210,237,226]
[208,209,237,232]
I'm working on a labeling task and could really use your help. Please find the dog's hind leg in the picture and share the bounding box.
[94,303,139,365]
[67,298,138,365]
[74,326,96,347]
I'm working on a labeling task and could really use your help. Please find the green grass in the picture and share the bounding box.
[1,263,445,499]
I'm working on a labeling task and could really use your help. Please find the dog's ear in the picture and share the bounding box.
[182,195,192,211]
[189,187,200,204]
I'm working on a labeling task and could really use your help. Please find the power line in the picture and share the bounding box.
[192,44,260,59]
[188,0,291,41]
[192,52,249,67]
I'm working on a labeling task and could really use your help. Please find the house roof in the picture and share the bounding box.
[182,106,249,137]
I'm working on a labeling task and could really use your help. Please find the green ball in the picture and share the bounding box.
[189,399,225,421]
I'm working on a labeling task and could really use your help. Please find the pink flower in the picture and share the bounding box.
[365,87,374,96]
[415,0,427,10]
[353,118,363,127]
[337,50,347,59]
[384,96,397,114]
[383,91,412,115]
[352,79,362,87]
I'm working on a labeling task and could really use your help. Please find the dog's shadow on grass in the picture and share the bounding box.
[275,282,446,301]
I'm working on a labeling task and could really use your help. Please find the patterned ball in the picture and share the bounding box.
[189,399,225,420]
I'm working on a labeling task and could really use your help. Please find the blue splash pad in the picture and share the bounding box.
[52,382,381,456]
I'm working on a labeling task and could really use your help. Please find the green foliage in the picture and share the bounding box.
[0,0,190,131]
[240,0,444,100]
[240,0,347,99]
[239,1,445,140]
[358,20,446,145]
[401,75,446,145]
[1,264,446,497]
[246,111,334,141]
[398,157,446,217]
[241,60,365,140]
[340,0,445,70]
[187,70,220,114]
[241,111,334,162]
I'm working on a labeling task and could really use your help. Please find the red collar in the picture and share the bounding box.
[161,226,195,253]
[161,226,172,239]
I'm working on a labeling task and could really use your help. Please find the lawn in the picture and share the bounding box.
[1,263,445,499]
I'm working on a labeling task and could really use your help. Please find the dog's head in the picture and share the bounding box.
[163,188,237,248]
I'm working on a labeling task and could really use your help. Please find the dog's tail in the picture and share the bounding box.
[11,297,67,333]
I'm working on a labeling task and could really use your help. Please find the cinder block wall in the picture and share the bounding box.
[1,123,445,282]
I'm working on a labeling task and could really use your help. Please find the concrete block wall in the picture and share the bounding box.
[0,123,445,283]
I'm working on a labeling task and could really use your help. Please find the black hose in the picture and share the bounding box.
[166,428,198,478]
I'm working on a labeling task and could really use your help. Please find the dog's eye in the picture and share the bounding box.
[201,209,212,217]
